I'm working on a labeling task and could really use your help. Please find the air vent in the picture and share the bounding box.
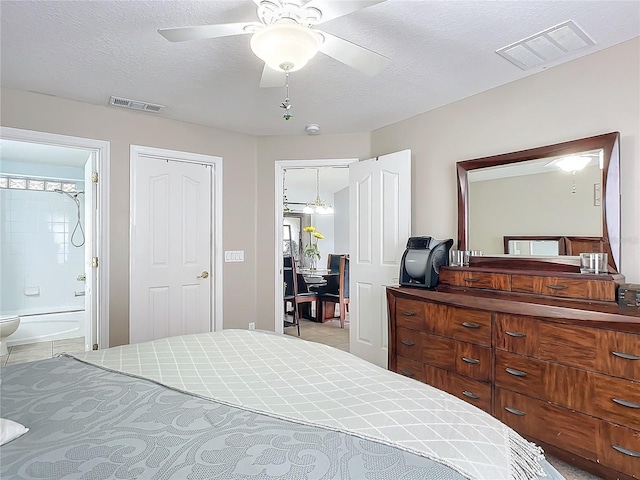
[109,96,165,113]
[496,20,595,70]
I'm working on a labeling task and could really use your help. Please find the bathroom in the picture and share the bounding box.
[0,139,91,362]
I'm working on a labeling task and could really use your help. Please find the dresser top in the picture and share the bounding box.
[387,286,640,333]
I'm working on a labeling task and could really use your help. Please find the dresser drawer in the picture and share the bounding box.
[396,356,425,382]
[495,388,600,462]
[495,351,594,414]
[495,351,547,399]
[424,364,491,413]
[447,371,492,413]
[439,269,511,291]
[395,298,427,330]
[495,314,640,380]
[512,274,617,301]
[496,351,640,430]
[396,327,423,361]
[599,422,640,478]
[455,342,492,381]
[598,330,640,382]
[593,376,640,431]
[422,333,491,381]
[428,303,492,346]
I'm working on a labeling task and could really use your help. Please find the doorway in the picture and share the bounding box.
[275,151,412,368]
[274,159,357,336]
[129,145,223,344]
[0,126,110,353]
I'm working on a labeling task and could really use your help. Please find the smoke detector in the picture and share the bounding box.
[305,124,321,135]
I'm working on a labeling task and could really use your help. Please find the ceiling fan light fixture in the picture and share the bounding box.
[250,19,320,72]
[555,155,591,173]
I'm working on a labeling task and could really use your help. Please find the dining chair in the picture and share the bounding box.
[326,253,342,273]
[283,256,318,336]
[319,255,349,328]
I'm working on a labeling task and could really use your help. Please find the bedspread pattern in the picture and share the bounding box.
[72,330,545,480]
[0,356,468,480]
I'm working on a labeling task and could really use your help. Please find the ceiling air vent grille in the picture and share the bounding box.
[496,20,595,70]
[109,96,165,113]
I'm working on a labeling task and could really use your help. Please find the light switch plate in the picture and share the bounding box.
[224,250,245,262]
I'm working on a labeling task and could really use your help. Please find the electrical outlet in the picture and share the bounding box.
[248,322,255,331]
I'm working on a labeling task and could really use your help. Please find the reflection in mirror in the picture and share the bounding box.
[457,132,620,272]
[506,239,561,256]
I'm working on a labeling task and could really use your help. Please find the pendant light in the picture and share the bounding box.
[555,155,591,194]
[303,168,333,215]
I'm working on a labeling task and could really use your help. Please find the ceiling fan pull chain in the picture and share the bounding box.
[280,68,293,120]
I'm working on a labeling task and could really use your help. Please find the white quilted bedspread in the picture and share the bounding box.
[73,329,544,480]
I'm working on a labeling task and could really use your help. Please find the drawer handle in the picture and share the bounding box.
[401,311,416,316]
[399,369,415,378]
[462,357,480,365]
[506,368,528,377]
[506,331,526,338]
[463,278,479,283]
[612,445,640,458]
[401,340,415,346]
[505,406,526,416]
[612,398,640,409]
[462,390,480,399]
[462,322,480,329]
[611,351,640,361]
[546,284,568,290]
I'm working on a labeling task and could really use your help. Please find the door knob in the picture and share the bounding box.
[197,271,209,279]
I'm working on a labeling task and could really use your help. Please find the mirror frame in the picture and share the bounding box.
[457,132,621,272]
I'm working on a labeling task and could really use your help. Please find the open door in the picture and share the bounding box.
[349,150,411,367]
[84,152,97,351]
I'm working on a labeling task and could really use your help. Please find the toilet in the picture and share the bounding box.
[0,316,20,356]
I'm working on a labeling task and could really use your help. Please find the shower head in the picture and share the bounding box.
[54,189,84,199]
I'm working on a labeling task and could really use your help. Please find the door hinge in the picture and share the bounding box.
[92,257,99,268]
[93,343,99,350]
[92,172,98,183]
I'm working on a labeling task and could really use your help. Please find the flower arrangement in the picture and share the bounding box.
[303,225,324,268]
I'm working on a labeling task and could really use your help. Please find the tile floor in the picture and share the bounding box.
[1,336,85,367]
[283,315,349,351]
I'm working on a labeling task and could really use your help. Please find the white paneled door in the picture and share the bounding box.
[349,150,411,367]
[130,154,213,344]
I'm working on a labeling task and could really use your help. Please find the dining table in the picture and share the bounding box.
[297,268,340,322]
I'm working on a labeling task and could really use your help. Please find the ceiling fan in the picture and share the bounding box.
[158,0,389,88]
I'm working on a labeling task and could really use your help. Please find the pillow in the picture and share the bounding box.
[0,418,28,445]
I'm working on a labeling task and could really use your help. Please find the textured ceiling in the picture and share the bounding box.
[1,1,639,137]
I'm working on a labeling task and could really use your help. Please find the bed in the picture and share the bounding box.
[0,330,564,480]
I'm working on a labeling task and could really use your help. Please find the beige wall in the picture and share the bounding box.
[371,38,640,283]
[470,166,602,254]
[0,88,258,346]
[255,134,371,331]
[2,37,638,345]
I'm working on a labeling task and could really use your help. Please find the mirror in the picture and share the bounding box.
[457,132,620,272]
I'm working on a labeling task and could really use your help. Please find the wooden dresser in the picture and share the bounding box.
[387,265,640,480]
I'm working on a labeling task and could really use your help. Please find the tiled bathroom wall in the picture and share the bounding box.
[0,162,85,315]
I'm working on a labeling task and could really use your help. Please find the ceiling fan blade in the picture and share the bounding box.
[158,22,258,42]
[317,31,388,76]
[259,64,286,88]
[304,0,387,24]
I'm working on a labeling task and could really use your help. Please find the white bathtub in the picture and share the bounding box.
[5,309,85,346]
